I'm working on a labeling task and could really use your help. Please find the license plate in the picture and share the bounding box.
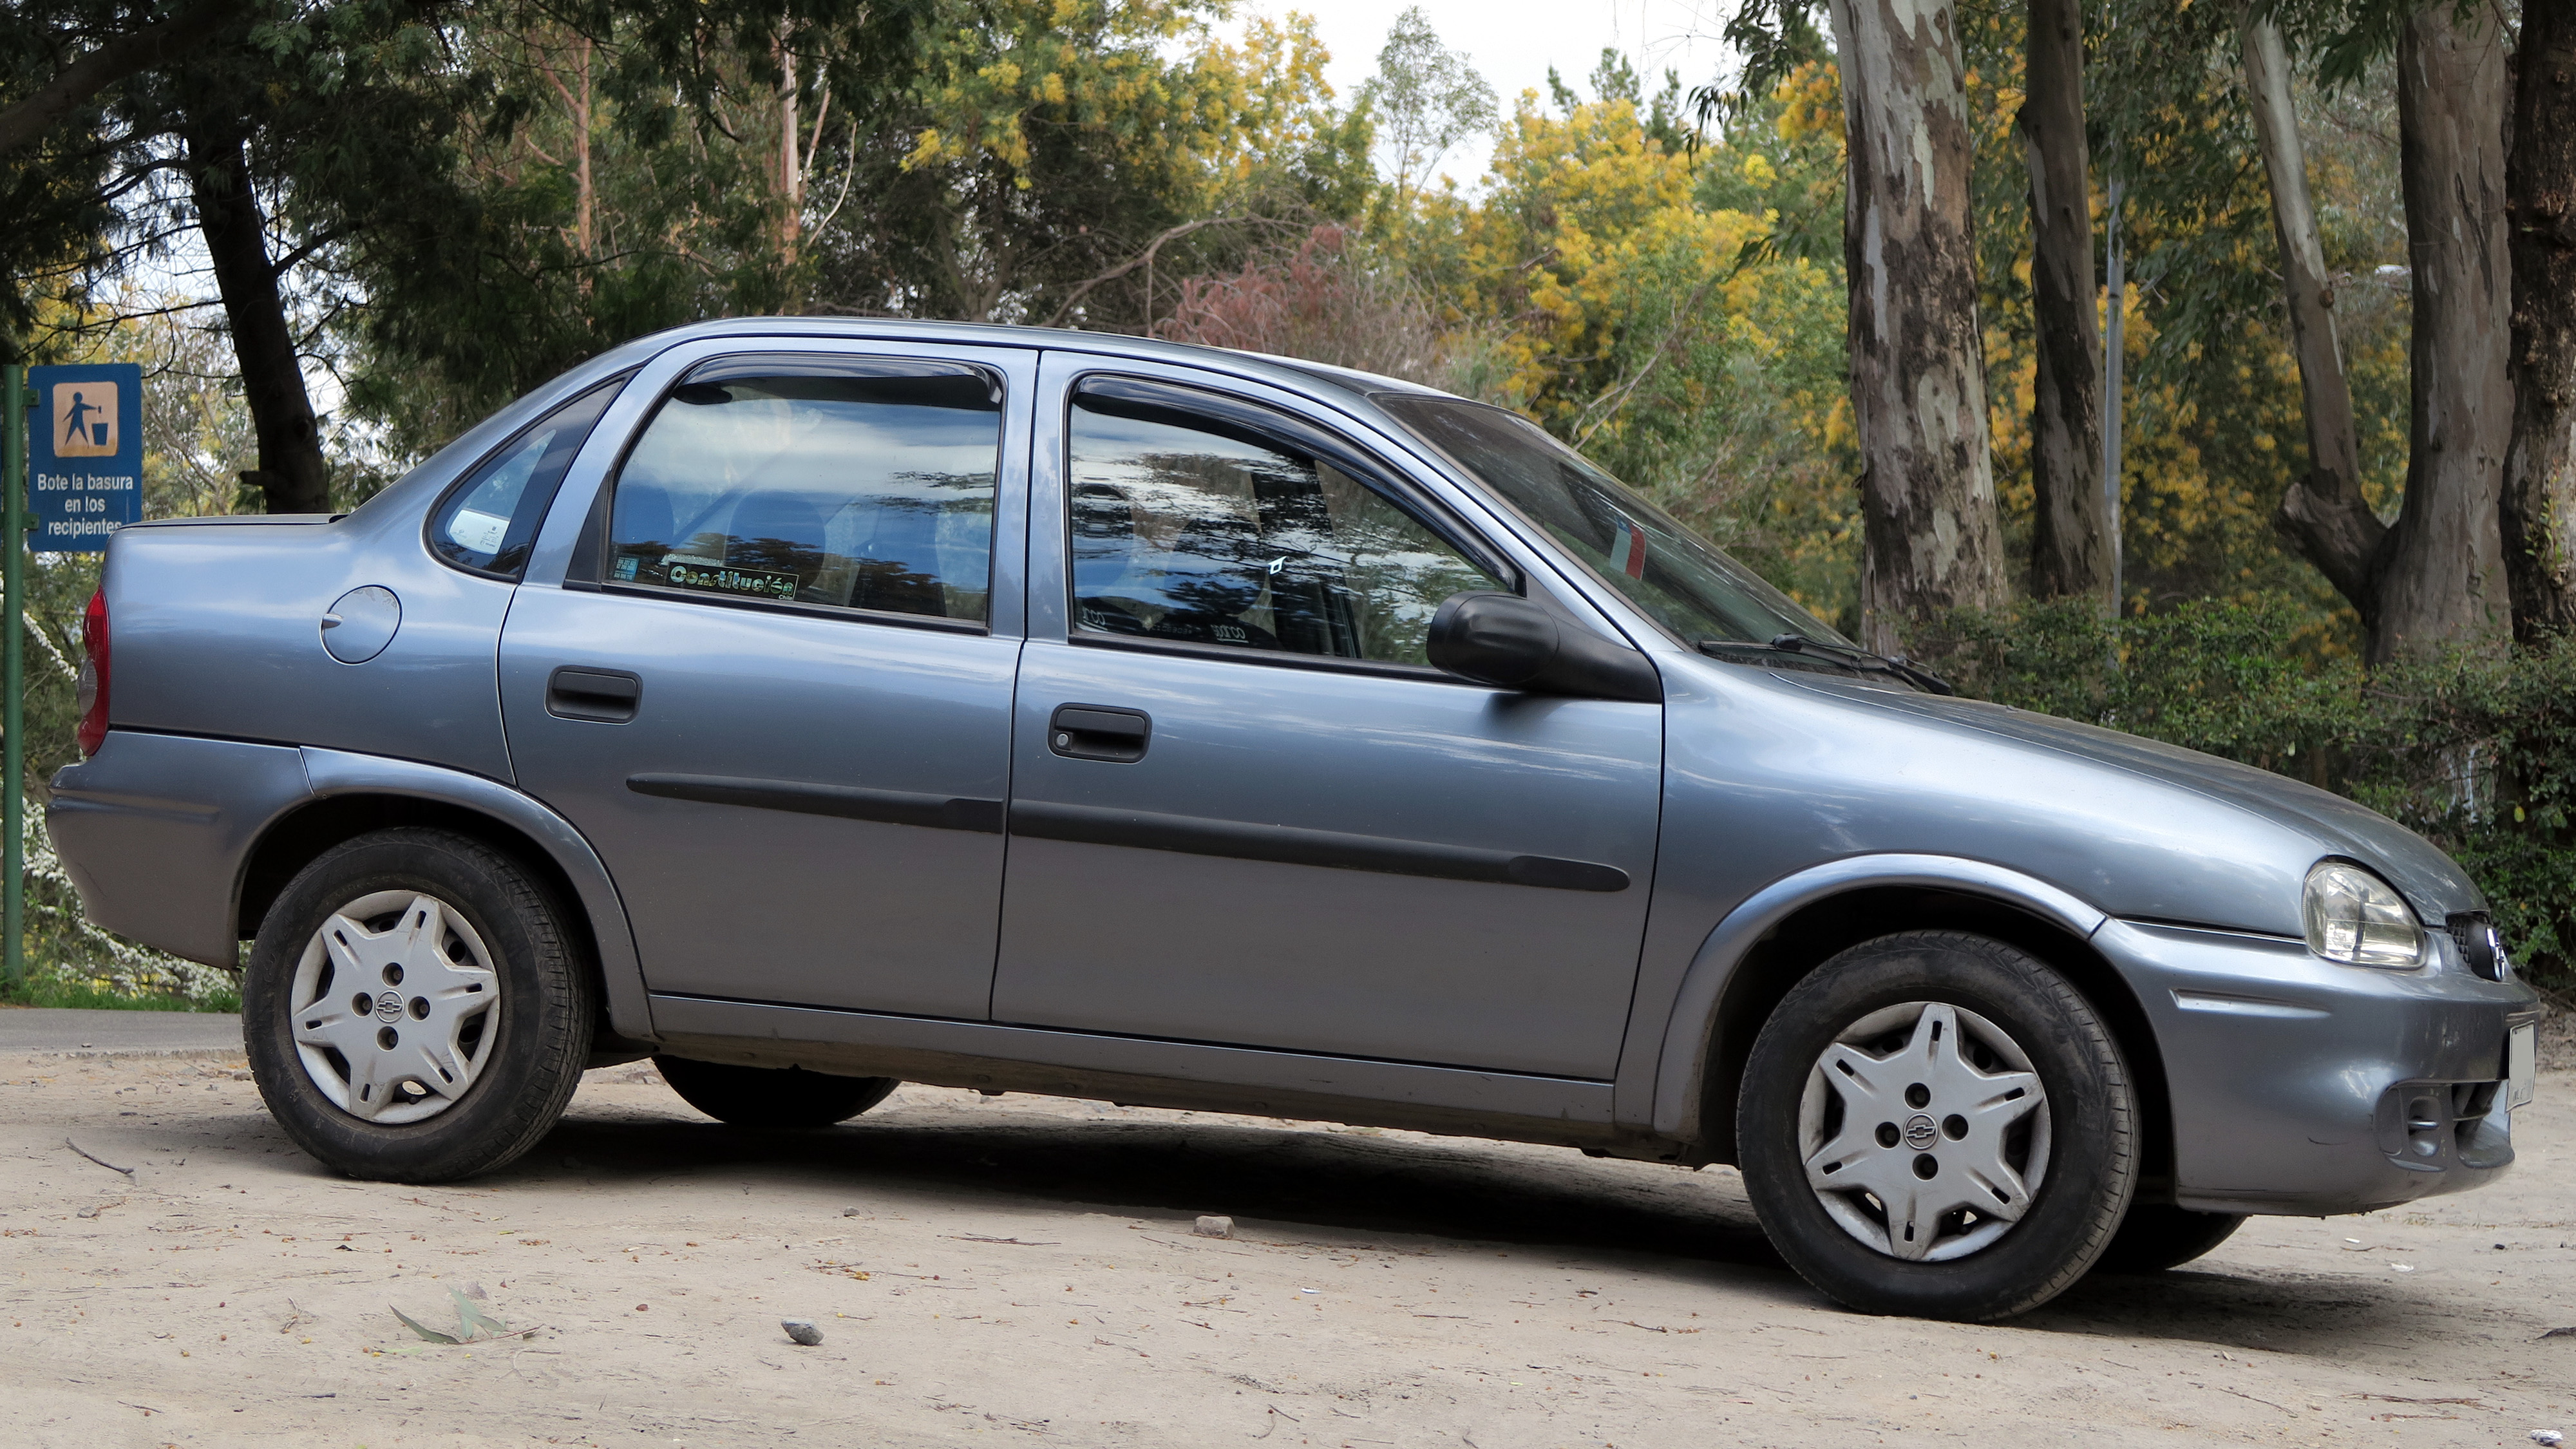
[2510,1022,2538,1110]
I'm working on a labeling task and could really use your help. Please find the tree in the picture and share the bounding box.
[2372,0,2512,659]
[1825,0,2005,653]
[0,0,239,158]
[2242,9,2383,618]
[2020,0,2111,606]
[2504,0,2576,640]
[1354,6,1495,217]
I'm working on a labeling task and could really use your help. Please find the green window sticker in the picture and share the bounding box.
[664,558,801,601]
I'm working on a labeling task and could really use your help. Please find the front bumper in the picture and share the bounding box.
[2096,917,2541,1217]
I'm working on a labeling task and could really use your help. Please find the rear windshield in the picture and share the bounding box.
[1376,395,1851,650]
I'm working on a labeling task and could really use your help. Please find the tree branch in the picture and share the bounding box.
[0,1,247,157]
[1041,216,1293,329]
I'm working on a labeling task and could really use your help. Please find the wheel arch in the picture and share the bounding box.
[238,748,653,1045]
[1651,856,2173,1195]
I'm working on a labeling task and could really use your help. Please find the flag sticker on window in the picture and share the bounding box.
[1607,515,1649,580]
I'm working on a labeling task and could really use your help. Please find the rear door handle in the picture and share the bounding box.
[1048,704,1150,762]
[547,667,642,723]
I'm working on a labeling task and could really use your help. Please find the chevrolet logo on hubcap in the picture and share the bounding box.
[1903,1113,1938,1150]
[374,990,404,1023]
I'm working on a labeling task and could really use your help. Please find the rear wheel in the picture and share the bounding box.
[2094,1204,2244,1274]
[244,828,593,1182]
[656,1056,898,1128]
[1737,931,2136,1320]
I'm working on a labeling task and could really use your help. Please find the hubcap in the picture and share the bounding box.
[1796,1000,2051,1262]
[287,889,500,1124]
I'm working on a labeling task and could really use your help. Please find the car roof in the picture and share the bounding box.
[616,316,1453,408]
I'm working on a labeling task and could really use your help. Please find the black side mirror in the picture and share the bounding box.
[1426,592,1662,703]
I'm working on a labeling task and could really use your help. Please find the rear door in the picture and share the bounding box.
[989,356,1663,1079]
[499,340,1030,1017]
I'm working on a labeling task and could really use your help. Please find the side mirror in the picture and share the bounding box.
[1426,592,1662,703]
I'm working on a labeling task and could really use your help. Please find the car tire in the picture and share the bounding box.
[656,1056,900,1128]
[1736,930,2136,1321]
[243,828,594,1184]
[2093,1204,2244,1274]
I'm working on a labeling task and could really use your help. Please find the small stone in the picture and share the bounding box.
[2530,1432,2562,1448]
[232,1070,252,1081]
[782,1319,823,1347]
[841,1207,860,1218]
[1193,1215,1234,1240]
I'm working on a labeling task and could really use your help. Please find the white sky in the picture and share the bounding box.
[1230,0,1739,187]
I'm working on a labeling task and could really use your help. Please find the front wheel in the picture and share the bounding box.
[243,828,594,1182]
[655,1056,899,1128]
[1736,931,2137,1320]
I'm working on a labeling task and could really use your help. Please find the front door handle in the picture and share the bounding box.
[1048,704,1150,762]
[547,667,642,723]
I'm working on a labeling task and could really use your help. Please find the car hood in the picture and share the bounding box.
[1777,676,2483,920]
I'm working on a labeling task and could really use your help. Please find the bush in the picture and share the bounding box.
[1915,598,2576,994]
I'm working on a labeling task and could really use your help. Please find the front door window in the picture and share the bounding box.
[1068,384,1501,665]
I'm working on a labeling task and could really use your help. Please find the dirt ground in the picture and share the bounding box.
[3,1031,2571,1449]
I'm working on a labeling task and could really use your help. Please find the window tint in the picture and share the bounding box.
[607,368,1001,622]
[428,380,622,578]
[1067,385,1501,666]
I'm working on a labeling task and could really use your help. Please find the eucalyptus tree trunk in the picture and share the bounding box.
[1826,0,2005,656]
[184,121,331,515]
[2376,1,2512,661]
[2020,0,2112,607]
[2241,12,2384,618]
[2503,0,2576,641]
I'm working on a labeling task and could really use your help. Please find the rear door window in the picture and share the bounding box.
[607,361,1003,623]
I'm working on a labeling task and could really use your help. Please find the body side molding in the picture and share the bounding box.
[299,747,653,1041]
[1007,799,1631,893]
[629,773,1005,833]
[1642,854,2108,1142]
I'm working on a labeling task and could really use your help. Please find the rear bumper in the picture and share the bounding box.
[2098,918,2541,1217]
[47,731,316,966]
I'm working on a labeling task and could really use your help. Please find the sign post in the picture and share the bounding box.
[1,365,22,992]
[5,363,142,991]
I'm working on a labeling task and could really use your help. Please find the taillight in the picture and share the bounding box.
[75,587,109,757]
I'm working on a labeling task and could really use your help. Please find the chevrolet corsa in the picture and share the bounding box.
[50,321,2543,1320]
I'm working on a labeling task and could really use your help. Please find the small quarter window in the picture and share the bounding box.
[607,364,1002,622]
[1068,382,1502,666]
[428,379,623,578]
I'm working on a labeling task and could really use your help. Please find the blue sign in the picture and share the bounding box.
[27,363,143,552]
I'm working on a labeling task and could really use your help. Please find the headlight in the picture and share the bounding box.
[2302,860,2424,968]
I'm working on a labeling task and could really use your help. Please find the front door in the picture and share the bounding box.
[990,359,1663,1079]
[500,343,1029,1017]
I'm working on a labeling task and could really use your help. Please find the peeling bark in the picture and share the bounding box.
[1827,0,2005,654]
[184,122,331,515]
[2242,12,2385,617]
[2020,0,2111,607]
[2378,1,2512,661]
[2504,0,2576,641]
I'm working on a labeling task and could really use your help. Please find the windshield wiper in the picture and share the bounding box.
[1696,634,1956,696]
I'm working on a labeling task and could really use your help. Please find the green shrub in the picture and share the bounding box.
[1916,598,2576,993]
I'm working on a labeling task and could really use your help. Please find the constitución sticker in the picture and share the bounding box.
[662,558,801,601]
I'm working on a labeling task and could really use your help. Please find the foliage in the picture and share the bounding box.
[1408,57,1859,621]
[1918,596,2576,992]
[1153,223,1451,384]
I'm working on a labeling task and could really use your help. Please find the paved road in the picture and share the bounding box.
[0,1006,241,1055]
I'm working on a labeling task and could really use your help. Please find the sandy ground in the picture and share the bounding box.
[2,1042,2571,1449]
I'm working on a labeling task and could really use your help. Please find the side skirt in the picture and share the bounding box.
[649,994,1689,1159]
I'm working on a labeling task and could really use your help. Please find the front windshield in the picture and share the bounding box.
[1376,395,1855,649]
